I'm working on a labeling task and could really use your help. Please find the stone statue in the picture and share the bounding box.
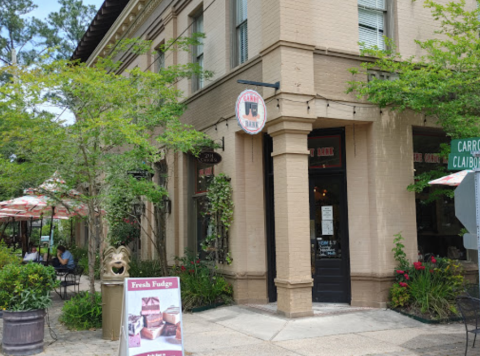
[103,245,131,280]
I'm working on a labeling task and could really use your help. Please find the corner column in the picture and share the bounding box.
[268,118,314,318]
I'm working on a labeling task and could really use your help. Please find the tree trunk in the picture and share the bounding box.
[87,202,96,300]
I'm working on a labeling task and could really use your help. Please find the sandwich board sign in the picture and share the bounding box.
[121,277,184,356]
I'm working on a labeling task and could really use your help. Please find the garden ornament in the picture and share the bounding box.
[103,245,131,280]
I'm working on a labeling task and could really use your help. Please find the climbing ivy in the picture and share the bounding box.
[202,173,234,264]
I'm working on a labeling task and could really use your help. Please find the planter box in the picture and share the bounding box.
[392,308,462,324]
[2,309,45,355]
[190,302,225,313]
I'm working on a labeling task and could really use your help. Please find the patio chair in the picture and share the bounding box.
[456,296,480,356]
[465,284,480,299]
[57,265,84,300]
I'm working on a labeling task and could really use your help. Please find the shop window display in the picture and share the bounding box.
[413,128,465,260]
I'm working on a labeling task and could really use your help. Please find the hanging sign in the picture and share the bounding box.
[122,277,184,356]
[198,151,222,165]
[235,89,267,135]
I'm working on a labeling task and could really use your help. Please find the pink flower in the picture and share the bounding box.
[396,270,404,274]
[413,262,425,270]
[431,256,437,264]
[196,260,200,264]
[399,282,408,288]
[180,266,186,271]
[404,274,409,280]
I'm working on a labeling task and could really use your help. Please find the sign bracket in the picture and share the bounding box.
[237,80,280,91]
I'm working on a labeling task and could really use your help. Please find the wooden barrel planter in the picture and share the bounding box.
[2,309,45,356]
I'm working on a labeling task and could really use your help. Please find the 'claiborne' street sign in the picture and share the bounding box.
[448,137,480,170]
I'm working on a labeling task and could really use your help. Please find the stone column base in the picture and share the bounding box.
[350,274,395,308]
[275,278,314,318]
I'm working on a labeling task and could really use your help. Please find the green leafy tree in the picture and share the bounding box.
[0,37,212,296]
[0,0,97,66]
[347,0,480,194]
[44,0,97,61]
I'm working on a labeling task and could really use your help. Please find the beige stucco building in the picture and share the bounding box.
[73,0,479,317]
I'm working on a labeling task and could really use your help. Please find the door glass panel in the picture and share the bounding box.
[312,178,342,260]
[308,135,342,169]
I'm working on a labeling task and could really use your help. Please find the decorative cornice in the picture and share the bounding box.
[173,0,192,15]
[126,0,164,39]
[260,40,316,57]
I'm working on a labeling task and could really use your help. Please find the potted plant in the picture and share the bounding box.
[0,241,20,319]
[0,263,58,355]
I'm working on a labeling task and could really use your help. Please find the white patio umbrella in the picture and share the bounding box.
[428,170,472,187]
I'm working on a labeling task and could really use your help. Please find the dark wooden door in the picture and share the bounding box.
[308,128,350,303]
[309,174,350,303]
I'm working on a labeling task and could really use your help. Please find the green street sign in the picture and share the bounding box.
[449,137,480,170]
[448,153,480,170]
[451,137,480,153]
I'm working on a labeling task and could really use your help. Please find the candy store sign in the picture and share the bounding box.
[235,89,267,135]
[123,277,184,356]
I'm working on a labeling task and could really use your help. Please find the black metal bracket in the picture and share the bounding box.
[237,80,280,90]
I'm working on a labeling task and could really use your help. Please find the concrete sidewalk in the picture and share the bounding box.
[0,279,469,355]
[182,305,467,356]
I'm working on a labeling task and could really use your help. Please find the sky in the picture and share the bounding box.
[29,0,106,125]
[30,0,105,21]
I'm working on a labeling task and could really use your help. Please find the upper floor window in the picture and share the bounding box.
[358,0,388,50]
[232,0,248,67]
[192,12,204,91]
[367,69,398,82]
[154,47,165,72]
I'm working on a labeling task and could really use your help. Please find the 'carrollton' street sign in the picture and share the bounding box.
[449,137,480,170]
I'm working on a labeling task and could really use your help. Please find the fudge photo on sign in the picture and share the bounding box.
[128,314,144,335]
[175,323,181,341]
[163,306,181,325]
[141,297,161,315]
[128,314,143,348]
[141,324,165,340]
[129,333,141,348]
[144,314,163,328]
[162,323,176,337]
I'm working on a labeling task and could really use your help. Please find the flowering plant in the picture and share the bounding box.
[109,218,141,247]
[389,234,464,319]
[171,250,233,310]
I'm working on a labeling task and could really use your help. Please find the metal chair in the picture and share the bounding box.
[456,296,480,356]
[58,265,84,300]
[465,284,480,299]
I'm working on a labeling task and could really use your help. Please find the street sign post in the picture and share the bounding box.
[450,141,480,298]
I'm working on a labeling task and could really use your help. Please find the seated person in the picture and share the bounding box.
[53,245,75,271]
[23,244,40,262]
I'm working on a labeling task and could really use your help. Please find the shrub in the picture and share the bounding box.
[0,263,58,311]
[0,241,20,269]
[389,234,464,319]
[77,250,100,279]
[129,258,163,277]
[390,283,410,308]
[59,291,102,330]
[171,252,233,310]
